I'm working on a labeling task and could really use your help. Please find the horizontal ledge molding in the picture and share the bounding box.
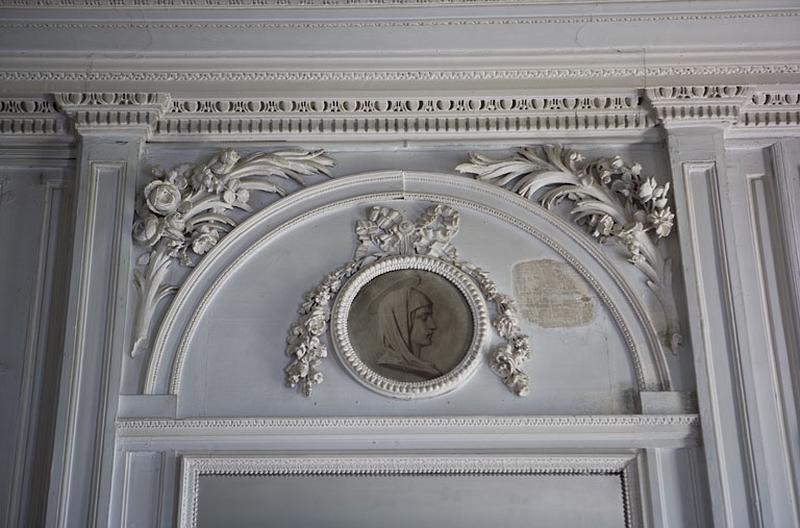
[116,414,700,448]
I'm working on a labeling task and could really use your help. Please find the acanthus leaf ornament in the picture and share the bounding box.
[456,145,682,354]
[131,148,334,357]
[285,203,531,398]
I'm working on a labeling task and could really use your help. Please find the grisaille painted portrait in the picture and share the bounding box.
[347,269,474,382]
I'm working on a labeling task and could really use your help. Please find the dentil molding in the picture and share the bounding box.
[2,87,799,140]
[0,97,66,136]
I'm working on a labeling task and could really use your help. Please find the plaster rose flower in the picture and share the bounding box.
[162,212,186,240]
[305,313,327,336]
[132,213,162,246]
[144,180,182,215]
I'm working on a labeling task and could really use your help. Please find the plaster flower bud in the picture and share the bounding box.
[494,314,518,338]
[490,344,516,378]
[144,180,182,215]
[592,214,615,238]
[649,207,675,238]
[222,189,237,204]
[513,335,531,358]
[285,360,309,387]
[508,372,530,397]
[638,177,657,203]
[209,149,240,175]
[190,225,219,255]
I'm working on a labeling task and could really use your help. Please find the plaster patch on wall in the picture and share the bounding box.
[512,259,594,328]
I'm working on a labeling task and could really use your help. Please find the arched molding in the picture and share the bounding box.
[141,171,672,398]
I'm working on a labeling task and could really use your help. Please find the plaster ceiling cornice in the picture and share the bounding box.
[0,0,761,7]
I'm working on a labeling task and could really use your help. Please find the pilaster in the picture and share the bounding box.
[46,92,169,527]
[647,86,761,528]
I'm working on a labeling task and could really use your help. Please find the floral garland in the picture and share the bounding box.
[456,263,531,396]
[285,260,363,396]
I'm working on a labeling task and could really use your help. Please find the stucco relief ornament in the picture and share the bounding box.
[131,148,334,357]
[285,204,531,398]
[456,145,681,353]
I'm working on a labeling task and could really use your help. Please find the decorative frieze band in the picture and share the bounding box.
[156,94,650,139]
[0,97,68,136]
[645,85,751,124]
[740,90,800,128]
[116,414,700,435]
[2,87,799,138]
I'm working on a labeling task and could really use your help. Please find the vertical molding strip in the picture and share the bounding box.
[88,161,127,528]
[6,181,62,527]
[54,163,100,528]
[745,170,800,524]
[678,157,761,528]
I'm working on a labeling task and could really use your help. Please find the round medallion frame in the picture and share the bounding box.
[331,254,489,399]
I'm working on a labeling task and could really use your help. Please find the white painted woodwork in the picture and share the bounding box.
[0,1,798,527]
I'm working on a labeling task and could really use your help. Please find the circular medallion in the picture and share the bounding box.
[331,255,489,399]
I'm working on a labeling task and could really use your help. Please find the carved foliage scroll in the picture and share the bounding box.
[456,145,681,354]
[131,148,334,358]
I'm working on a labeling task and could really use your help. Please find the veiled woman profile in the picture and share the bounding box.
[374,276,444,379]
